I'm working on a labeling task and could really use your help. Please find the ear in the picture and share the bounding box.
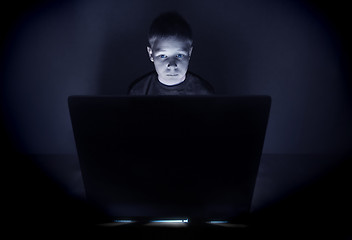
[147,46,154,62]
[189,47,193,58]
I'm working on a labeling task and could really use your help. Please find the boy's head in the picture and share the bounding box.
[147,12,193,86]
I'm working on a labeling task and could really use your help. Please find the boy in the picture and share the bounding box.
[128,12,214,95]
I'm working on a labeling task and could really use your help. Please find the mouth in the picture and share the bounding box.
[166,74,179,77]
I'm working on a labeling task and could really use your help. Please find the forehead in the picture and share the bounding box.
[153,37,191,52]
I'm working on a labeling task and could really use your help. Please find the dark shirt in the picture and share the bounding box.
[128,71,214,95]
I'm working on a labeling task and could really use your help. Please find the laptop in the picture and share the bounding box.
[68,95,271,224]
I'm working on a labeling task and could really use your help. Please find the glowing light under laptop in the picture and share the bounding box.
[207,220,229,224]
[114,220,135,223]
[151,219,189,223]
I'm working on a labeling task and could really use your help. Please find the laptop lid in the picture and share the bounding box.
[68,96,271,223]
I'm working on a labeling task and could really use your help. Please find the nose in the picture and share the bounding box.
[167,60,177,69]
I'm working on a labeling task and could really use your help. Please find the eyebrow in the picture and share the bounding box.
[154,49,188,53]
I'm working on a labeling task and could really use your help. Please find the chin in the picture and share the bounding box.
[168,73,185,79]
[170,77,184,82]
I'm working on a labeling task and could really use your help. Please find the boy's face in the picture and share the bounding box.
[147,37,193,85]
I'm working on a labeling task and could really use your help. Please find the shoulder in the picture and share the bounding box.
[128,71,157,95]
[186,72,215,94]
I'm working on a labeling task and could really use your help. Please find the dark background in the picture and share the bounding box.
[1,0,351,237]
[1,0,351,155]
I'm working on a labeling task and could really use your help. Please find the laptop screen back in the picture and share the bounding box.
[68,96,271,222]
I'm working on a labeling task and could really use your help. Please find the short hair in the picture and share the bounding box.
[148,12,193,48]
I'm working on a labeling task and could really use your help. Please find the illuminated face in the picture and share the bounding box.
[147,37,193,86]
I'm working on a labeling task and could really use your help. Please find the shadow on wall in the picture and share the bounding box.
[188,15,249,95]
[97,29,151,95]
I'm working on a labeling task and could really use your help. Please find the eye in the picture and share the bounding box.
[176,54,184,58]
[159,55,167,59]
